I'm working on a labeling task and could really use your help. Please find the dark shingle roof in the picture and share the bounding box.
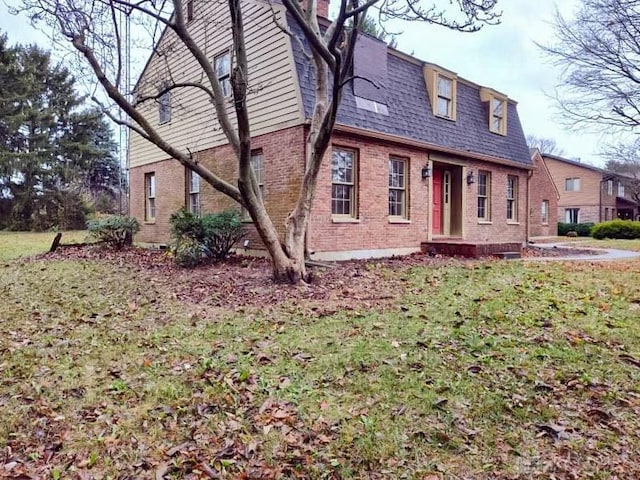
[289,14,532,167]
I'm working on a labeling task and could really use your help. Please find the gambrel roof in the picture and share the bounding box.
[288,13,532,167]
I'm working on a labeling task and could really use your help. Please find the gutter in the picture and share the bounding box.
[333,123,533,171]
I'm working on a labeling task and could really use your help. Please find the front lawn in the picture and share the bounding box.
[1,250,640,479]
[0,230,88,261]
[570,238,640,252]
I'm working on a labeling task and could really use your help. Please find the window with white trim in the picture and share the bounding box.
[607,179,613,196]
[242,150,264,221]
[565,177,580,192]
[145,172,156,222]
[618,181,625,197]
[490,97,506,135]
[158,89,171,124]
[388,157,408,218]
[477,171,491,221]
[436,74,455,119]
[507,175,518,222]
[331,148,357,217]
[541,199,549,224]
[188,170,200,215]
[214,51,231,97]
[565,208,579,223]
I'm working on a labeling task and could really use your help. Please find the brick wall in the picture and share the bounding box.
[129,126,306,245]
[461,160,528,244]
[308,133,430,256]
[131,126,530,256]
[130,160,186,244]
[529,152,559,237]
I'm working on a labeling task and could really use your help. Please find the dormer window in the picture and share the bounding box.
[423,65,457,121]
[436,75,454,119]
[480,87,508,136]
[491,97,506,134]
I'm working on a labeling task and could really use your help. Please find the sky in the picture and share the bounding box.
[0,0,616,166]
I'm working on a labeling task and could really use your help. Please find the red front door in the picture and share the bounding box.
[432,169,442,235]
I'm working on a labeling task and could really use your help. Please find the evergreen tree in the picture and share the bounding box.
[0,32,119,230]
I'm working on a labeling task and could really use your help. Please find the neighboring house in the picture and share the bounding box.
[529,148,559,237]
[129,0,533,259]
[542,153,640,224]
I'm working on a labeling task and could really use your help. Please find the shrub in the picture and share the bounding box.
[557,222,594,237]
[591,220,640,239]
[201,209,245,260]
[87,215,140,249]
[169,208,244,266]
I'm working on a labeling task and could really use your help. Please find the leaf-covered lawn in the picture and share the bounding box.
[1,249,640,479]
[0,230,88,261]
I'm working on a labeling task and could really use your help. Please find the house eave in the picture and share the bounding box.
[332,123,533,170]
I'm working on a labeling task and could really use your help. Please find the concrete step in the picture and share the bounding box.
[496,251,521,260]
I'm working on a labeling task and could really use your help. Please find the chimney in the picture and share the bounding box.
[317,0,329,18]
[301,0,330,18]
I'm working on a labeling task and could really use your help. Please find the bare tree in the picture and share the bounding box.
[541,0,640,130]
[603,141,640,203]
[526,134,565,156]
[16,0,499,283]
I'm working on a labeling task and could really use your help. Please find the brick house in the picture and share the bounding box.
[542,153,639,224]
[528,148,559,237]
[129,0,534,260]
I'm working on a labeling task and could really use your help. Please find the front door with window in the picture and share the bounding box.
[432,169,442,235]
[431,164,463,238]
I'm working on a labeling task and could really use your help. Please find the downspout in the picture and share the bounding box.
[303,124,311,260]
[526,169,532,246]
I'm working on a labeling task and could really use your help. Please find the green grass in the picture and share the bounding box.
[570,238,640,252]
[0,230,89,261]
[1,255,640,478]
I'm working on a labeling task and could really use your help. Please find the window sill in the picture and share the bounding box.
[144,220,156,225]
[489,129,507,137]
[477,220,492,225]
[506,221,520,225]
[332,216,361,224]
[435,113,456,122]
[388,218,411,224]
[542,222,549,226]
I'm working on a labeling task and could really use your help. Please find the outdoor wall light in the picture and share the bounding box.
[466,170,476,185]
[421,165,432,179]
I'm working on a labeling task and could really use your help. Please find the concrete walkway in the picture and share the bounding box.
[526,242,640,262]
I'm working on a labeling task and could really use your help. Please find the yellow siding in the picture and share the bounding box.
[129,0,303,168]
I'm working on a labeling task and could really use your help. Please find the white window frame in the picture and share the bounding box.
[565,208,579,223]
[214,51,231,97]
[435,73,455,120]
[618,181,625,197]
[242,150,264,221]
[490,97,507,135]
[158,89,171,124]
[607,179,613,196]
[388,157,408,219]
[477,171,491,221]
[541,199,549,225]
[145,172,156,222]
[331,147,357,218]
[507,175,518,222]
[565,177,580,192]
[188,170,200,215]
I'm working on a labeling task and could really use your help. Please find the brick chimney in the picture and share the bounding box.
[302,0,330,18]
[317,0,329,18]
